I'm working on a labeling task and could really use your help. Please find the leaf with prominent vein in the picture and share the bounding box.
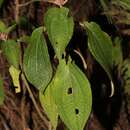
[23,27,52,90]
[44,7,74,58]
[52,59,92,130]
[39,84,58,130]
[84,22,113,80]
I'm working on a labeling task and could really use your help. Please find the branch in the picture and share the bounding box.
[15,0,20,23]
[18,0,40,7]
[21,73,49,129]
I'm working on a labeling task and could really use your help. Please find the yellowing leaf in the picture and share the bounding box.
[39,84,58,130]
[52,59,92,130]
[9,66,21,93]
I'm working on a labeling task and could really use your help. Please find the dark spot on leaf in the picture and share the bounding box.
[62,54,65,59]
[75,109,79,114]
[67,87,72,94]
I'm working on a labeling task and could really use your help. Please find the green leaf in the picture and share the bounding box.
[0,75,5,105]
[39,85,58,130]
[9,66,21,93]
[52,59,92,130]
[0,21,16,33]
[44,7,74,59]
[23,27,52,90]
[0,21,6,32]
[84,21,113,80]
[1,40,20,69]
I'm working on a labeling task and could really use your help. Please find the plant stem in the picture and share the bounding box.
[21,73,49,129]
[109,80,114,97]
[15,0,20,23]
[19,0,38,7]
[18,0,45,7]
[74,49,87,70]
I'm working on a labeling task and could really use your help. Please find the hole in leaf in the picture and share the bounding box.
[75,109,79,115]
[67,87,72,94]
[62,54,65,59]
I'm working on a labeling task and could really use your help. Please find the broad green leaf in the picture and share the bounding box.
[39,85,58,130]
[1,40,20,69]
[52,59,92,130]
[0,75,4,105]
[112,37,123,66]
[9,66,21,93]
[23,27,52,90]
[84,22,113,80]
[44,7,74,59]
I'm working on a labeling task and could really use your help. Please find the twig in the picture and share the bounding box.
[18,0,40,7]
[15,0,20,23]
[74,49,87,70]
[0,114,10,130]
[21,73,49,129]
[72,0,86,16]
[21,84,27,130]
[18,0,68,7]
[109,80,114,97]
